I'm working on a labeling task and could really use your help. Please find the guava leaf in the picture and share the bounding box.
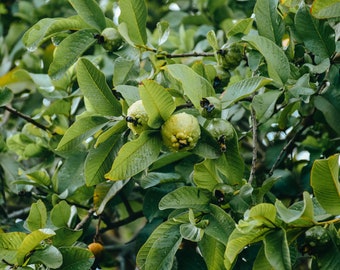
[0,87,13,106]
[311,0,340,19]
[199,234,226,270]
[295,5,335,59]
[58,247,94,270]
[139,79,176,128]
[0,232,26,264]
[193,159,222,191]
[16,229,55,265]
[49,29,97,79]
[29,245,63,269]
[159,186,211,211]
[77,58,122,116]
[22,16,89,51]
[311,154,340,215]
[254,0,284,45]
[105,131,162,180]
[164,64,215,109]
[314,96,340,135]
[69,0,106,31]
[50,201,71,228]
[221,76,273,108]
[25,199,47,231]
[56,114,108,152]
[136,220,182,270]
[243,35,290,85]
[263,230,291,270]
[118,0,147,46]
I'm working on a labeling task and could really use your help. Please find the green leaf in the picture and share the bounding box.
[16,229,55,265]
[216,130,244,186]
[295,6,335,59]
[25,199,47,231]
[253,246,274,270]
[193,159,223,191]
[56,115,108,152]
[254,0,284,45]
[50,201,71,228]
[226,18,254,38]
[199,234,226,270]
[0,232,26,264]
[275,192,314,227]
[140,172,181,189]
[157,21,170,46]
[29,245,63,269]
[164,64,215,109]
[207,30,219,50]
[263,230,291,270]
[221,76,273,108]
[95,180,130,214]
[139,80,176,128]
[77,58,122,116]
[311,0,340,19]
[252,91,282,124]
[224,226,271,269]
[22,16,90,51]
[52,228,83,247]
[159,186,211,211]
[105,131,162,180]
[58,247,94,270]
[311,154,340,215]
[243,35,290,85]
[0,87,13,106]
[118,0,147,46]
[85,134,123,186]
[204,204,235,245]
[49,29,97,79]
[136,220,182,270]
[180,223,204,242]
[314,96,340,135]
[69,0,106,31]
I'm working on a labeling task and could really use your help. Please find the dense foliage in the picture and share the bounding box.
[1,0,340,269]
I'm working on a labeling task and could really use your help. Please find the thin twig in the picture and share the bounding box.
[140,45,218,59]
[268,130,299,177]
[74,208,96,231]
[248,106,257,185]
[1,105,54,134]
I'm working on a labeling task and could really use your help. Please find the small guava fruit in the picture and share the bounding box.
[88,242,104,259]
[100,27,123,51]
[200,96,222,119]
[213,183,234,204]
[221,43,243,70]
[305,226,331,252]
[126,100,149,135]
[161,112,201,152]
[205,118,234,152]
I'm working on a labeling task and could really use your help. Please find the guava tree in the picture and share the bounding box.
[0,0,340,269]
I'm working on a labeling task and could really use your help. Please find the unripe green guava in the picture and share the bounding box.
[200,96,222,119]
[213,183,235,204]
[100,27,123,51]
[126,100,149,135]
[221,43,243,70]
[305,226,331,253]
[161,112,201,152]
[205,118,234,152]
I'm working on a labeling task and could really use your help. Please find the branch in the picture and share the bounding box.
[140,45,217,59]
[74,208,96,231]
[248,106,257,185]
[99,210,144,233]
[1,105,55,134]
